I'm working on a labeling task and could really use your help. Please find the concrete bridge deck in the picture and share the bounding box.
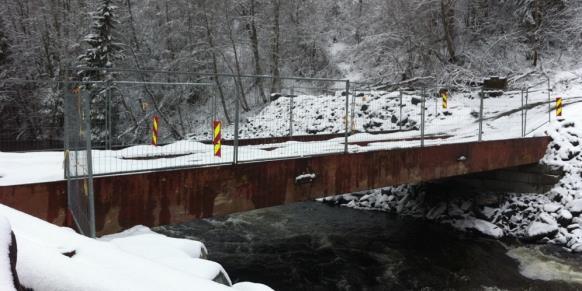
[0,137,550,235]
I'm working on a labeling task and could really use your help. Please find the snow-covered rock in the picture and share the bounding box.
[558,209,573,225]
[526,222,559,242]
[470,218,504,238]
[539,212,558,226]
[567,199,582,215]
[543,203,561,213]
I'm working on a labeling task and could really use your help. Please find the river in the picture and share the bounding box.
[155,201,582,290]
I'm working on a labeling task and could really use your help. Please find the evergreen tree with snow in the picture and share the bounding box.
[78,0,123,145]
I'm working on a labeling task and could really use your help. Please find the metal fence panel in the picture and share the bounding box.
[64,82,95,237]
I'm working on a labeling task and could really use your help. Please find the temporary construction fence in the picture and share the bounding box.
[1,69,559,236]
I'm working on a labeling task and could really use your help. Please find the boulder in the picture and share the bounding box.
[558,209,573,226]
[525,222,559,242]
[543,203,561,213]
[567,199,582,215]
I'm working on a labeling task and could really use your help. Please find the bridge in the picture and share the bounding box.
[0,72,558,236]
[0,136,550,235]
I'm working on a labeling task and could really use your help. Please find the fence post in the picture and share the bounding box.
[289,82,294,137]
[344,80,350,154]
[547,77,551,124]
[106,86,112,150]
[521,88,525,137]
[212,84,218,137]
[420,88,426,147]
[399,90,403,131]
[233,79,240,164]
[524,88,529,136]
[63,80,71,180]
[478,87,484,142]
[350,84,357,134]
[83,89,96,238]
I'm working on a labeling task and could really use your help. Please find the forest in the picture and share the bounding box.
[0,0,581,147]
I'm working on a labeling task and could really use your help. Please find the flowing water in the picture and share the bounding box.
[155,202,582,290]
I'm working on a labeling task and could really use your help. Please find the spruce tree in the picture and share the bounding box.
[78,0,123,145]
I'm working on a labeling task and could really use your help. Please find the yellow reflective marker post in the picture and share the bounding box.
[213,120,222,157]
[151,116,159,146]
[442,92,448,109]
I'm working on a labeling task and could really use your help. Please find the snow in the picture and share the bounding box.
[233,282,275,291]
[543,203,561,213]
[295,173,316,183]
[568,199,582,214]
[539,212,558,226]
[527,222,558,239]
[0,216,15,291]
[452,218,504,238]
[0,204,271,290]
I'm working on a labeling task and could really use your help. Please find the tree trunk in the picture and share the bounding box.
[440,0,456,63]
[531,0,542,67]
[202,1,232,123]
[270,0,281,94]
[247,0,267,103]
[126,0,141,51]
[225,5,251,111]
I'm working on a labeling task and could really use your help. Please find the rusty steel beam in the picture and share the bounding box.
[0,137,550,235]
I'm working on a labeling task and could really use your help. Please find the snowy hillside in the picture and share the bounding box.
[236,92,419,139]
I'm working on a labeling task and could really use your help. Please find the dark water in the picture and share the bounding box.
[155,202,582,291]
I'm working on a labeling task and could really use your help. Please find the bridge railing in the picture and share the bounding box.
[1,71,558,177]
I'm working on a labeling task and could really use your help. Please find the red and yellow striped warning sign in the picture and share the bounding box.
[442,92,448,109]
[213,120,222,157]
[556,97,563,117]
[152,116,159,146]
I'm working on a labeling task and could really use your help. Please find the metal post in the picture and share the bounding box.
[399,90,403,131]
[64,81,71,180]
[289,82,294,137]
[350,84,356,134]
[107,87,112,150]
[521,89,525,137]
[547,77,551,124]
[212,85,217,136]
[233,79,240,164]
[478,87,484,142]
[83,90,96,238]
[344,80,350,154]
[420,88,426,147]
[524,88,529,136]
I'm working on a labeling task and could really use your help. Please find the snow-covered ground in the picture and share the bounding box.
[2,70,579,186]
[0,204,273,290]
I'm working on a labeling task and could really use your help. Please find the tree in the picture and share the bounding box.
[78,0,123,144]
[269,0,281,93]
